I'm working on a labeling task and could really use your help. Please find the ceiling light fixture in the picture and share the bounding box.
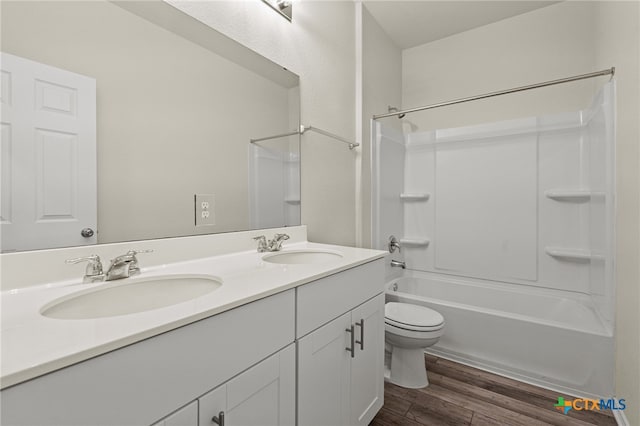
[262,0,292,22]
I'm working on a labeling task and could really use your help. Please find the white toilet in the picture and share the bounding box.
[384,302,445,389]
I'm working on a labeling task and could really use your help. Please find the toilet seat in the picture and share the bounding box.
[385,302,444,332]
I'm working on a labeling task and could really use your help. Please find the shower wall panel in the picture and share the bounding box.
[434,134,538,282]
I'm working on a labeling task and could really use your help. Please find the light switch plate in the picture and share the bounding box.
[195,194,215,226]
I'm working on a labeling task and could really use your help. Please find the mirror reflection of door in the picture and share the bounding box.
[1,52,97,252]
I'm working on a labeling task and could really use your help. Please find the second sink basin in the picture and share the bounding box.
[262,249,343,265]
[41,275,222,320]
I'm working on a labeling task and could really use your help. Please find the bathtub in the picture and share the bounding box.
[385,271,614,399]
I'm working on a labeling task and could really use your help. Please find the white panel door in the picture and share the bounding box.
[350,295,384,426]
[298,312,352,426]
[0,52,96,252]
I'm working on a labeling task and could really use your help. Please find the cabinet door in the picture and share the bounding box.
[152,401,198,426]
[199,344,295,426]
[298,312,352,426]
[350,295,385,426]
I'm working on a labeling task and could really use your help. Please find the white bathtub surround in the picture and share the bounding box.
[372,82,616,399]
[0,225,386,389]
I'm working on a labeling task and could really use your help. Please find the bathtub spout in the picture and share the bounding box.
[390,260,406,269]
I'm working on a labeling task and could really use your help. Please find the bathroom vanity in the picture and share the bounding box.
[0,227,386,426]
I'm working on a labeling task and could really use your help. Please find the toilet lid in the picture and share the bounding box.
[385,302,444,329]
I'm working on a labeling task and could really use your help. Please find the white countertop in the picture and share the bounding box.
[1,241,385,389]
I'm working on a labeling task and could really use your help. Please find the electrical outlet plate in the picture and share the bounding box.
[195,194,215,226]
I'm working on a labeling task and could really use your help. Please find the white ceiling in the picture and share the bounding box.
[363,1,560,49]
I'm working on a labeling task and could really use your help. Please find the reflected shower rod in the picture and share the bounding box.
[373,67,615,120]
[250,124,359,150]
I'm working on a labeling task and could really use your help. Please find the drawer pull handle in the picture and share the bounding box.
[346,325,355,358]
[355,319,364,350]
[212,411,225,426]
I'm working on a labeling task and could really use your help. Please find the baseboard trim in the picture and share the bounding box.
[613,409,629,426]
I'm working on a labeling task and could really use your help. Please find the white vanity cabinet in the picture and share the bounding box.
[0,254,386,426]
[0,290,295,426]
[153,344,295,426]
[297,259,385,426]
[198,344,295,426]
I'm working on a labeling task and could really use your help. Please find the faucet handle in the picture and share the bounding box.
[388,235,401,253]
[125,249,153,257]
[66,254,104,277]
[113,249,153,265]
[269,233,290,251]
[254,235,268,252]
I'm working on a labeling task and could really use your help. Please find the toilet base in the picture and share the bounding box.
[386,347,429,389]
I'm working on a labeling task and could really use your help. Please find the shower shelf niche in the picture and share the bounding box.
[400,193,430,201]
[545,247,595,261]
[284,198,301,204]
[544,189,592,202]
[399,238,430,247]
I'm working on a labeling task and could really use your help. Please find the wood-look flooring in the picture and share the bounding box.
[370,354,617,426]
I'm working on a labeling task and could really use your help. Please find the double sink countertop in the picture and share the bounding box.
[1,242,385,389]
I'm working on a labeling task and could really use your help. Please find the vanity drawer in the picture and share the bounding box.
[296,259,384,338]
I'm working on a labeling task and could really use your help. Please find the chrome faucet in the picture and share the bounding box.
[269,233,290,251]
[390,259,406,269]
[254,233,290,252]
[65,254,104,283]
[105,249,153,281]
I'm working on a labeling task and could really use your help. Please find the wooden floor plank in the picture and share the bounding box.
[370,408,423,426]
[428,371,595,426]
[371,355,616,426]
[427,358,616,425]
[430,358,561,402]
[383,390,412,416]
[416,383,551,426]
[404,389,474,426]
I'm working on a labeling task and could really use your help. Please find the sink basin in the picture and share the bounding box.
[262,249,343,265]
[41,275,222,320]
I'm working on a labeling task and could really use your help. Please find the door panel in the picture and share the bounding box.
[350,295,384,426]
[0,52,96,252]
[198,344,295,426]
[298,312,352,426]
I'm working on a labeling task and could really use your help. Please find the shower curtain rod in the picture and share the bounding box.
[250,124,359,149]
[372,67,615,120]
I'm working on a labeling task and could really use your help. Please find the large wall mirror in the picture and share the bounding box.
[0,0,300,253]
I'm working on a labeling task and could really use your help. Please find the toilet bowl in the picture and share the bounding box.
[384,302,445,389]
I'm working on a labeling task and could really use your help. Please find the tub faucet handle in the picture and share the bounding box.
[389,235,401,253]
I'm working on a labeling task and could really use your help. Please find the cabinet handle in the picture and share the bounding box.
[345,325,355,358]
[355,319,364,350]
[212,411,225,426]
